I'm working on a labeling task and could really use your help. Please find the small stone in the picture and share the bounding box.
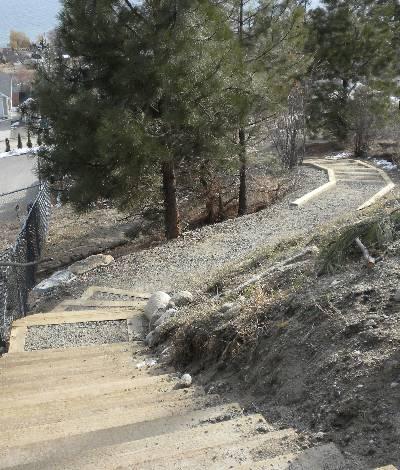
[256,425,269,433]
[145,326,162,348]
[68,254,114,275]
[154,308,178,328]
[171,291,194,307]
[167,300,176,309]
[220,303,235,313]
[219,304,241,320]
[179,373,192,388]
[390,382,399,389]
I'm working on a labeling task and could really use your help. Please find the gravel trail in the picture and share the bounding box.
[68,166,386,294]
[25,320,128,351]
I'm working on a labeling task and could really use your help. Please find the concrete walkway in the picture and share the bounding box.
[0,152,38,223]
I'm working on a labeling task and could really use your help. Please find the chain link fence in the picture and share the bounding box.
[0,184,51,344]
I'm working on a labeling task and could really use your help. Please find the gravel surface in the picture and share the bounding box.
[24,320,128,351]
[43,163,384,297]
[60,165,388,295]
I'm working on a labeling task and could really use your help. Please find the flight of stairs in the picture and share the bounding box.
[0,286,395,469]
[312,158,386,186]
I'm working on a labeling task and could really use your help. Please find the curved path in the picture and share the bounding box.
[76,160,395,294]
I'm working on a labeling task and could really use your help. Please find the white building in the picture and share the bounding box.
[0,92,11,119]
[0,72,12,119]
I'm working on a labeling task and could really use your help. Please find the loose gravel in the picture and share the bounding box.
[62,165,389,295]
[24,320,128,351]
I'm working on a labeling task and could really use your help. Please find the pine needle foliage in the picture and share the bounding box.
[34,0,239,237]
[318,210,400,274]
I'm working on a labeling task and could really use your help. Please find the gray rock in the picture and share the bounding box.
[220,302,235,313]
[154,308,178,328]
[33,270,76,293]
[145,326,162,348]
[171,291,193,307]
[68,254,114,275]
[390,382,399,389]
[219,304,241,320]
[144,292,171,321]
[178,373,192,388]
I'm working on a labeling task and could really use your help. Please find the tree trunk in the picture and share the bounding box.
[162,160,180,239]
[238,127,247,216]
[237,2,247,217]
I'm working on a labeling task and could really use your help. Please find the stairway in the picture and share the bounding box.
[314,158,386,185]
[0,286,391,469]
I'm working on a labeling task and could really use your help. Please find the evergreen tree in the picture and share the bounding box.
[306,0,399,140]
[220,0,308,215]
[35,0,238,239]
[26,130,32,148]
[17,133,22,149]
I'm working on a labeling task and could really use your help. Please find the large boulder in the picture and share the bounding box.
[33,270,76,293]
[171,291,194,307]
[154,308,178,328]
[68,254,114,275]
[144,291,171,321]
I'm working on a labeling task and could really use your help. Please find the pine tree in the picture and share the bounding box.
[26,130,32,148]
[306,0,398,140]
[220,0,308,215]
[34,0,237,239]
[17,133,22,149]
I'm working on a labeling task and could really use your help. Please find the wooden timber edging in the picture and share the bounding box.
[290,161,336,207]
[356,161,396,211]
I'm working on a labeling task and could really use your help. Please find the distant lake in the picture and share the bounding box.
[0,0,61,47]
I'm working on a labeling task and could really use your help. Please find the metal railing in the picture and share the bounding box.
[0,184,51,343]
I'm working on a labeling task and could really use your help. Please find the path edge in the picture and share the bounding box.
[290,161,336,208]
[356,161,396,211]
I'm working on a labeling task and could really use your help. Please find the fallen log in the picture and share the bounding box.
[355,237,375,267]
[222,245,319,297]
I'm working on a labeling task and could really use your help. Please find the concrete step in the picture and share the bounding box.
[0,401,240,456]
[2,342,136,364]
[374,466,398,470]
[22,415,295,470]
[0,386,214,432]
[0,360,168,393]
[0,372,187,409]
[337,178,383,184]
[1,354,168,384]
[237,443,345,469]
[335,168,381,178]
[80,286,151,301]
[55,299,147,310]
[12,308,145,327]
[128,433,299,470]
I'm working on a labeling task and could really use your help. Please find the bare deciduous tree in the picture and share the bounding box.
[346,87,391,159]
[271,83,306,169]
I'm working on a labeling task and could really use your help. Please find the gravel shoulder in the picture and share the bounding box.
[24,320,128,351]
[62,165,387,296]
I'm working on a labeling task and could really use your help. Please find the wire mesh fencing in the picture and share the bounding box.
[0,184,51,344]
